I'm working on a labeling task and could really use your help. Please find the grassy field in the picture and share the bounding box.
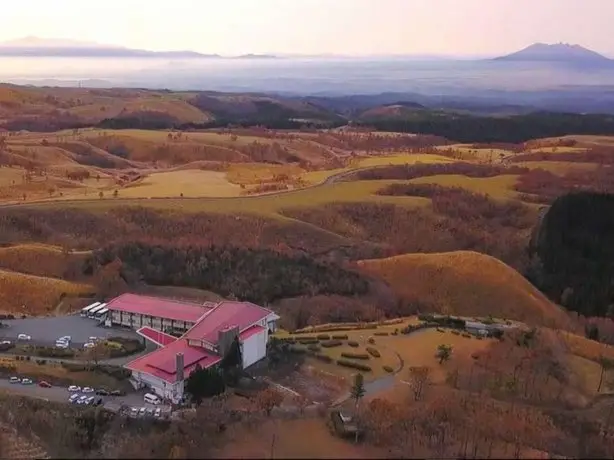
[0,269,93,316]
[408,174,522,198]
[226,163,305,186]
[357,251,573,329]
[119,170,242,198]
[514,161,598,174]
[0,244,90,279]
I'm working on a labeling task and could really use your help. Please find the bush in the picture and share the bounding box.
[307,344,321,352]
[316,334,331,341]
[107,336,145,354]
[336,359,372,372]
[348,341,359,348]
[321,340,343,348]
[436,328,444,333]
[451,330,461,336]
[298,339,319,345]
[418,314,435,322]
[462,333,472,339]
[383,365,394,373]
[289,346,307,354]
[366,347,381,358]
[374,332,389,337]
[341,352,370,360]
[381,318,404,325]
[476,336,484,340]
[331,334,349,340]
[314,353,333,363]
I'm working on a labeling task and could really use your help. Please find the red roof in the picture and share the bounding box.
[183,301,273,344]
[136,327,177,347]
[106,293,211,323]
[239,324,266,341]
[124,338,222,384]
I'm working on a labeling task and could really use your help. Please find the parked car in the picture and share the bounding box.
[68,385,81,392]
[85,396,95,405]
[129,407,139,417]
[95,388,110,396]
[83,342,95,349]
[94,397,103,406]
[77,395,88,405]
[17,334,31,341]
[38,381,52,388]
[55,342,69,349]
[60,336,72,342]
[88,336,98,342]
[69,394,80,403]
[138,407,146,416]
[9,376,20,384]
[21,378,33,385]
[82,387,94,393]
[154,408,162,418]
[145,408,154,416]
[111,390,126,396]
[1,340,11,345]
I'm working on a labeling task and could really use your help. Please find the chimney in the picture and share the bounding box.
[217,325,239,357]
[176,352,184,381]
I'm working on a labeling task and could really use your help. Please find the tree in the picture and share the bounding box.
[98,191,103,199]
[184,364,226,405]
[350,373,366,407]
[82,341,111,368]
[255,388,283,416]
[408,366,432,401]
[113,190,118,198]
[436,344,453,364]
[598,356,614,393]
[220,336,242,385]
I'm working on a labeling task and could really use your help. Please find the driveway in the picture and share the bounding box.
[0,315,139,348]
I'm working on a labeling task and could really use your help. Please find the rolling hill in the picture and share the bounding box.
[494,43,614,66]
[357,250,573,329]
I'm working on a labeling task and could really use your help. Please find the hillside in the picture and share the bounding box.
[357,250,572,328]
[0,244,89,279]
[0,269,93,316]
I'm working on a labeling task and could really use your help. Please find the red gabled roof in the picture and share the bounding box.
[106,293,212,323]
[136,326,177,347]
[124,338,222,384]
[183,301,273,345]
[239,324,266,341]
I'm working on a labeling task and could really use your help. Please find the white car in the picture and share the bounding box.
[69,394,80,403]
[60,336,72,342]
[77,395,88,404]
[83,342,95,349]
[129,407,139,417]
[1,340,11,345]
[20,378,33,385]
[68,385,81,392]
[17,334,31,341]
[82,387,94,393]
[85,396,95,405]
[55,342,69,349]
[154,408,162,418]
[138,407,146,416]
[9,376,20,384]
[88,336,98,342]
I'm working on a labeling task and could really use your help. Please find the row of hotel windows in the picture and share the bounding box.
[110,310,194,332]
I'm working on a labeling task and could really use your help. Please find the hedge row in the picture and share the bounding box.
[289,346,307,354]
[341,352,370,360]
[316,334,331,340]
[348,341,359,348]
[331,334,348,340]
[298,339,319,345]
[321,340,343,348]
[307,344,321,352]
[313,353,333,363]
[336,359,372,372]
[366,347,381,358]
[383,365,394,373]
[374,332,389,337]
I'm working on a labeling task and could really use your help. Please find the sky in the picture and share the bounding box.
[2,0,613,57]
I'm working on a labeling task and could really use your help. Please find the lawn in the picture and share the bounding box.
[118,170,242,198]
[514,161,598,175]
[434,144,516,161]
[226,163,305,186]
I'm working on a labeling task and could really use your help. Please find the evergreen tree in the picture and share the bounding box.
[350,373,366,407]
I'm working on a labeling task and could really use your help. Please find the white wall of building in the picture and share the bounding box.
[241,328,267,369]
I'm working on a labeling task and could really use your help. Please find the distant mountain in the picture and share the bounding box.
[494,43,614,66]
[0,36,220,58]
[234,54,278,59]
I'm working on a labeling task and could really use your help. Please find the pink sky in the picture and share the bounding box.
[2,0,612,56]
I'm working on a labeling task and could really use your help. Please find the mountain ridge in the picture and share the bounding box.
[494,42,613,65]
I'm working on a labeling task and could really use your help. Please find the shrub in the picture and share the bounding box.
[476,336,484,340]
[336,359,371,372]
[316,334,331,340]
[374,332,389,337]
[289,346,307,354]
[436,328,444,333]
[341,352,370,360]
[418,314,435,322]
[348,341,359,348]
[393,329,399,335]
[462,333,472,339]
[366,347,381,358]
[314,353,333,363]
[331,334,349,340]
[451,330,461,336]
[383,365,394,373]
[298,339,319,345]
[381,318,404,325]
[307,344,321,352]
[368,337,375,344]
[321,340,343,348]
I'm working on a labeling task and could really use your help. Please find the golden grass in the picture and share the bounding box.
[561,332,614,362]
[408,174,522,198]
[434,144,515,161]
[514,161,598,174]
[118,170,242,198]
[357,251,572,329]
[215,417,386,459]
[0,244,89,279]
[226,163,305,185]
[0,269,94,316]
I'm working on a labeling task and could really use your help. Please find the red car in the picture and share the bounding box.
[38,381,52,388]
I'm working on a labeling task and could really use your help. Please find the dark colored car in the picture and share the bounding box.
[110,390,126,396]
[38,381,52,388]
[96,388,110,396]
[94,397,103,406]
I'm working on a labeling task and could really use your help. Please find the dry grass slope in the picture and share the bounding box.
[0,269,94,316]
[0,244,90,278]
[357,250,572,329]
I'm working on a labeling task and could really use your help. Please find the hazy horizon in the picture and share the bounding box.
[3,0,613,57]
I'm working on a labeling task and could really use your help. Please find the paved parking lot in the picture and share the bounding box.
[0,314,139,347]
